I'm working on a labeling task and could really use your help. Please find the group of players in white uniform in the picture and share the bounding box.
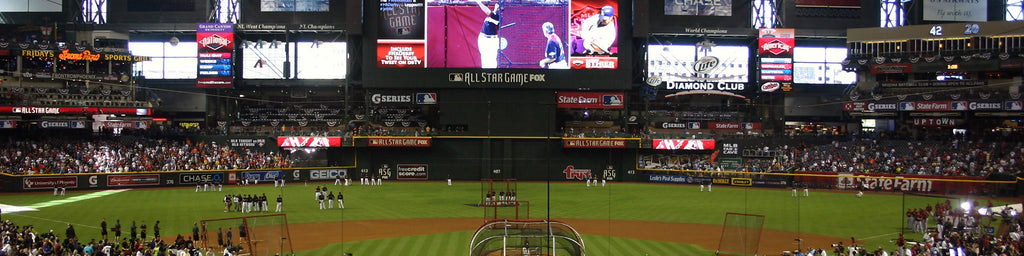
[314,186,344,209]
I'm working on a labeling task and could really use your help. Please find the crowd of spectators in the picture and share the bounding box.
[0,133,292,175]
[0,218,224,256]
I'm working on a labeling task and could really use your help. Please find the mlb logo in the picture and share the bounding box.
[602,95,623,106]
[688,122,701,129]
[898,102,915,111]
[743,123,754,130]
[950,102,967,111]
[416,93,437,104]
[1007,101,1023,111]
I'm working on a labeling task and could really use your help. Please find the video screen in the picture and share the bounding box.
[261,0,330,12]
[377,0,618,69]
[646,44,748,83]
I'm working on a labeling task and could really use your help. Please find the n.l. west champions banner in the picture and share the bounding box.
[197,23,234,88]
[556,92,624,109]
[758,28,794,83]
[923,0,986,22]
[652,139,716,150]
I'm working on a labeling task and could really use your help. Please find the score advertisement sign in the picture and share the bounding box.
[758,28,794,83]
[377,0,617,70]
[197,23,234,88]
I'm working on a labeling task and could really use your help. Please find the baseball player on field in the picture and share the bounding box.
[334,174,342,186]
[580,6,616,55]
[276,195,283,212]
[475,0,502,68]
[539,22,568,69]
[327,192,335,209]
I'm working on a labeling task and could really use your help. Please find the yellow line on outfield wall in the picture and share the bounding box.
[639,168,1018,184]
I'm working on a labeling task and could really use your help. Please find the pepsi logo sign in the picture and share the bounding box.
[761,82,781,92]
[693,56,719,74]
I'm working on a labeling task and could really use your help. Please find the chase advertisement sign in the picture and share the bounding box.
[179,173,222,184]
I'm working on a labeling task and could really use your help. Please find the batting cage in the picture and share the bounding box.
[716,212,766,256]
[200,214,294,256]
[469,219,586,256]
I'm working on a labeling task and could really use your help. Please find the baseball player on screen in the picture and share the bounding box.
[539,22,568,69]
[475,0,502,68]
[580,6,616,55]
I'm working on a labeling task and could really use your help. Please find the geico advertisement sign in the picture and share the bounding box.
[309,169,348,180]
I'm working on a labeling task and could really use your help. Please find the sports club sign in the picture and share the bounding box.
[397,164,429,180]
[107,174,160,187]
[556,92,624,109]
[367,137,431,147]
[652,139,716,150]
[277,136,343,148]
[562,138,626,148]
[23,176,78,190]
[196,23,234,88]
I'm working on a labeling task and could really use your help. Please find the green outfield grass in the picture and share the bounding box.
[0,181,1009,255]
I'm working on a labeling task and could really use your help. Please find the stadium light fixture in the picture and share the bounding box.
[960,201,972,212]
[978,207,988,216]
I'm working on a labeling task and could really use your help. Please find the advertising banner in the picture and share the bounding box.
[98,121,150,129]
[240,171,283,182]
[0,120,15,129]
[653,139,716,150]
[39,121,87,129]
[0,107,149,115]
[23,176,77,190]
[397,164,429,180]
[367,137,431,147]
[376,42,426,68]
[196,23,235,88]
[562,165,593,180]
[107,174,160,187]
[229,138,267,147]
[870,64,912,74]
[562,138,627,148]
[556,92,624,109]
[794,171,986,194]
[277,136,343,147]
[178,173,224,184]
[308,168,349,180]
[913,118,963,127]
[730,178,752,186]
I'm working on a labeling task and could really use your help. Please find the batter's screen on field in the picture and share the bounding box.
[376,0,618,70]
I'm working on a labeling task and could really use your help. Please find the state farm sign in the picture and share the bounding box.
[276,136,343,147]
[836,174,932,192]
[652,139,716,150]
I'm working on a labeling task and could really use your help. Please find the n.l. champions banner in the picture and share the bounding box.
[923,0,986,22]
[197,23,234,88]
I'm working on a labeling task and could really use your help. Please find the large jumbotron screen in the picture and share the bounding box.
[377,0,619,70]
